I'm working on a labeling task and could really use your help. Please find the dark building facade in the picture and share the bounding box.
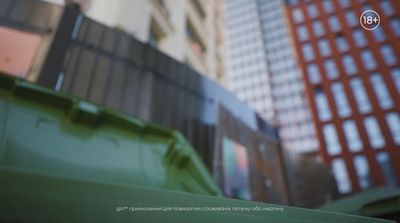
[285,0,400,195]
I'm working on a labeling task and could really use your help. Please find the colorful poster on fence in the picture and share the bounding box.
[222,137,251,200]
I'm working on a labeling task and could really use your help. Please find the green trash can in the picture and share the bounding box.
[319,186,400,222]
[0,73,393,223]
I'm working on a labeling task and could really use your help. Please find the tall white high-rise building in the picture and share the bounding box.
[224,0,318,152]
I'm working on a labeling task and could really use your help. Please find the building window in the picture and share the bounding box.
[332,82,352,117]
[376,152,397,186]
[362,3,373,12]
[302,43,315,61]
[315,89,332,121]
[287,0,300,6]
[318,39,331,57]
[149,20,163,47]
[353,155,373,190]
[313,21,325,37]
[391,68,400,94]
[350,78,372,113]
[323,0,334,13]
[352,29,367,47]
[390,18,400,37]
[381,0,395,16]
[325,59,339,79]
[342,54,358,75]
[186,20,206,59]
[343,120,363,152]
[323,124,342,155]
[297,25,309,41]
[380,45,397,66]
[336,35,349,52]
[307,3,319,18]
[345,10,357,26]
[339,0,351,8]
[386,112,400,145]
[329,16,341,32]
[370,73,393,109]
[307,63,321,84]
[364,116,385,149]
[332,158,352,194]
[361,49,377,71]
[372,26,386,42]
[292,8,304,24]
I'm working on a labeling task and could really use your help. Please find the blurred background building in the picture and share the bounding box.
[285,0,400,196]
[41,0,229,86]
[224,0,319,154]
[224,0,400,203]
[224,0,335,207]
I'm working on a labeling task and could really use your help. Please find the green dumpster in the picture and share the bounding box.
[0,73,393,223]
[319,186,400,222]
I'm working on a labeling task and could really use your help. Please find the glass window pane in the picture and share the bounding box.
[318,39,331,57]
[329,16,341,32]
[323,0,334,13]
[353,155,373,189]
[381,45,397,66]
[297,25,309,41]
[342,54,358,75]
[343,120,363,152]
[350,78,372,113]
[336,35,349,52]
[376,152,397,186]
[381,0,395,16]
[332,159,352,194]
[361,49,377,71]
[352,29,367,47]
[364,116,385,149]
[332,82,352,117]
[386,112,400,145]
[292,8,304,23]
[315,88,332,121]
[313,21,325,37]
[372,26,386,42]
[302,43,315,61]
[391,68,400,94]
[370,73,393,109]
[345,10,358,26]
[363,3,373,11]
[307,63,321,84]
[307,3,319,18]
[323,124,342,155]
[325,59,339,79]
[339,0,350,8]
[390,18,400,37]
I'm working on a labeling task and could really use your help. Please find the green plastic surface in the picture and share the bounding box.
[0,73,393,222]
[319,186,400,217]
[0,73,220,196]
[0,169,393,223]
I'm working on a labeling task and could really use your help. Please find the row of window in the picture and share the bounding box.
[292,1,396,25]
[298,16,400,49]
[332,151,397,194]
[302,40,398,68]
[314,70,400,120]
[323,112,400,156]
[308,58,400,88]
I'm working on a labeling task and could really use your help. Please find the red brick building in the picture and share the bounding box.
[285,0,400,195]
